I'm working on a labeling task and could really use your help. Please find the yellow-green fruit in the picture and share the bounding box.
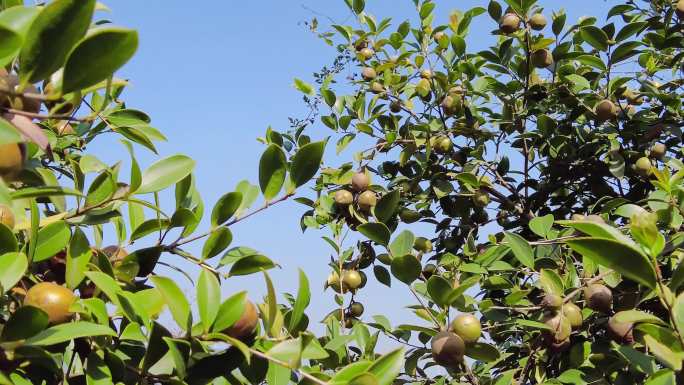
[595,99,617,121]
[650,143,666,160]
[224,300,259,340]
[357,190,377,211]
[635,156,652,177]
[531,49,553,68]
[433,31,446,42]
[562,303,583,330]
[55,120,75,136]
[529,13,547,30]
[342,270,363,290]
[541,293,563,310]
[361,67,376,81]
[472,190,490,208]
[607,316,634,345]
[431,331,465,367]
[349,302,364,317]
[584,283,612,313]
[543,313,572,343]
[334,190,354,206]
[326,271,341,291]
[434,136,453,154]
[370,82,384,94]
[24,282,76,324]
[102,245,128,265]
[359,47,374,60]
[351,172,370,192]
[413,237,433,253]
[0,204,14,229]
[0,143,24,181]
[399,208,421,223]
[416,78,431,96]
[420,69,433,79]
[500,13,521,34]
[677,0,684,18]
[451,313,481,344]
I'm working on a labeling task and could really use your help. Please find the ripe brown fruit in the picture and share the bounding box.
[0,204,14,229]
[349,302,364,317]
[24,282,76,324]
[500,13,521,34]
[55,120,75,136]
[677,0,684,19]
[472,190,490,208]
[357,190,377,211]
[595,99,617,121]
[542,312,572,343]
[431,331,465,367]
[635,156,652,177]
[334,190,354,206]
[451,313,481,344]
[548,338,571,353]
[102,245,128,264]
[529,13,547,30]
[650,143,666,160]
[562,303,583,330]
[541,293,563,310]
[584,284,612,313]
[361,67,376,81]
[0,143,24,181]
[413,237,433,253]
[441,94,462,116]
[607,316,634,344]
[224,300,259,340]
[351,171,370,192]
[531,49,553,68]
[0,74,41,114]
[342,270,363,290]
[390,101,402,113]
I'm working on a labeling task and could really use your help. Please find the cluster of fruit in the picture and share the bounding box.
[333,171,377,213]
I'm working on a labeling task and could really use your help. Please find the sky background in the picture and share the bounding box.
[90,0,615,343]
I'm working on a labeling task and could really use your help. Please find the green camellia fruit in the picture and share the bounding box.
[342,270,363,290]
[562,302,583,330]
[357,190,377,211]
[451,313,482,344]
[370,81,384,94]
[434,136,453,154]
[399,208,421,223]
[472,190,490,207]
[414,237,433,253]
[431,331,465,367]
[361,67,376,81]
[635,156,652,177]
[543,312,572,343]
[24,282,76,324]
[334,190,354,206]
[349,302,364,317]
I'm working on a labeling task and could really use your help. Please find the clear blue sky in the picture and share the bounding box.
[93,0,614,337]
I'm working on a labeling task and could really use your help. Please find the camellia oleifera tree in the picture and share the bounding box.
[0,1,411,385]
[284,0,684,383]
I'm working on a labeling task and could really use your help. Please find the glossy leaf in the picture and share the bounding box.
[151,276,191,331]
[197,267,220,333]
[290,140,326,187]
[0,252,26,292]
[137,155,196,194]
[259,144,287,200]
[357,222,391,245]
[26,321,115,346]
[202,227,233,260]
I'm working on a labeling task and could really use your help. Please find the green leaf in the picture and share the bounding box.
[614,309,666,326]
[65,227,91,289]
[575,55,607,72]
[0,252,26,293]
[579,25,609,51]
[504,232,534,269]
[1,305,48,341]
[357,222,391,246]
[202,227,233,260]
[229,254,276,276]
[465,342,500,362]
[529,214,554,238]
[10,186,83,200]
[671,292,684,339]
[391,255,421,284]
[0,224,16,255]
[352,0,365,14]
[0,25,19,68]
[163,337,191,379]
[566,237,656,289]
[212,291,247,332]
[26,321,115,346]
[293,78,314,96]
[389,230,414,258]
[367,348,404,385]
[151,276,191,331]
[19,0,96,83]
[197,267,220,333]
[290,141,326,187]
[130,218,170,241]
[289,269,310,331]
[62,27,138,93]
[86,351,113,385]
[539,269,564,295]
[426,275,453,307]
[645,369,676,385]
[644,335,684,371]
[374,190,399,223]
[33,220,70,262]
[137,155,196,194]
[211,191,242,227]
[259,144,287,201]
